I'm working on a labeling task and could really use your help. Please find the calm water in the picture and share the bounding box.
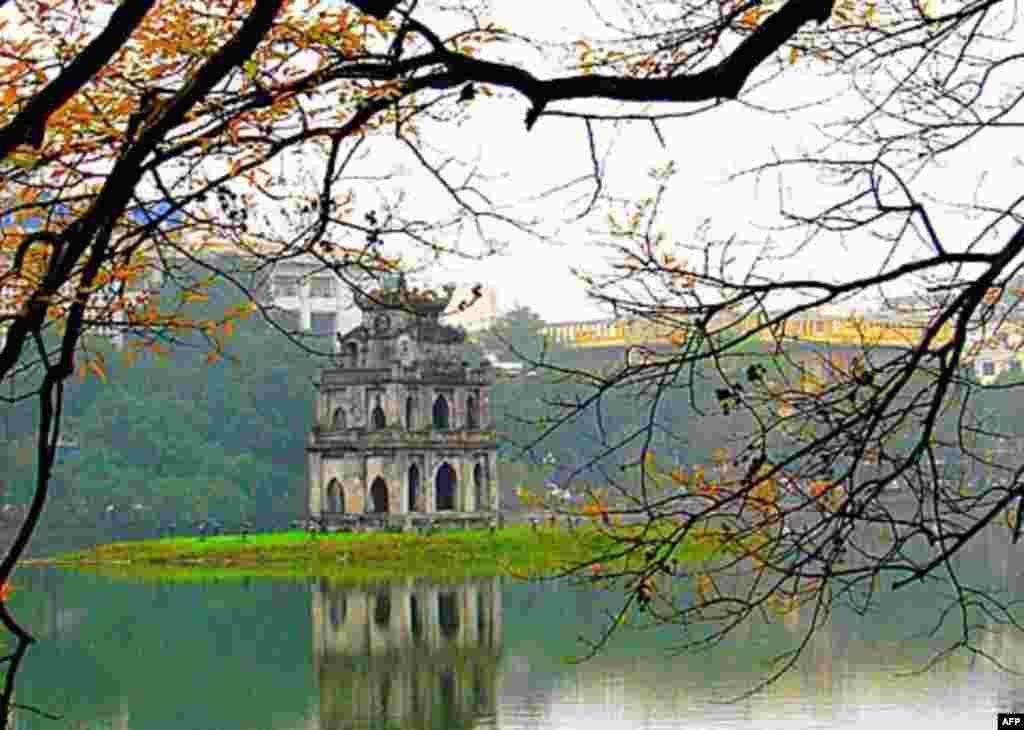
[5,526,1024,729]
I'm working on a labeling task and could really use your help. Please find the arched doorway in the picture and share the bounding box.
[370,477,389,514]
[408,464,421,512]
[326,479,345,513]
[372,401,386,429]
[332,407,347,430]
[473,463,484,511]
[432,394,450,429]
[435,462,457,511]
[405,396,415,430]
[466,393,479,429]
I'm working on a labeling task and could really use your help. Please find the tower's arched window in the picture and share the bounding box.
[370,477,389,514]
[408,463,421,512]
[345,341,358,368]
[405,396,415,430]
[466,392,479,429]
[432,394,450,430]
[372,398,386,429]
[332,407,347,430]
[435,462,457,511]
[326,479,345,513]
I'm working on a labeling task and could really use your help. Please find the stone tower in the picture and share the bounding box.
[306,278,500,530]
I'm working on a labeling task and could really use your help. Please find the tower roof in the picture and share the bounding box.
[354,278,456,317]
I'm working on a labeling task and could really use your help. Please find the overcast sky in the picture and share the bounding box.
[410,58,822,321]
[399,2,1023,325]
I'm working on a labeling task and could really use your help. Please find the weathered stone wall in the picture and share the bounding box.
[336,456,366,513]
[385,383,401,426]
[308,449,323,517]
[307,292,500,523]
[311,446,500,519]
[319,386,351,429]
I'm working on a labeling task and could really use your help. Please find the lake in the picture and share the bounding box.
[5,524,1024,729]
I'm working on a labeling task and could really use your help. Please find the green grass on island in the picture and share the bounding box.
[38,524,715,583]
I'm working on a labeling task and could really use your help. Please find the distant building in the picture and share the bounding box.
[963,337,1024,383]
[264,256,348,342]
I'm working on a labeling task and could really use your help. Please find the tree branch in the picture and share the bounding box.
[0,0,157,156]
[425,0,836,128]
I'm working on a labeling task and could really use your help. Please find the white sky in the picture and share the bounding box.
[408,76,819,322]
[396,1,1024,324]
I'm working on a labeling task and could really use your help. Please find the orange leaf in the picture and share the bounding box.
[89,361,107,383]
[740,8,767,27]
[696,574,714,606]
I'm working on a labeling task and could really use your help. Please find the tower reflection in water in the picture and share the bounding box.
[311,577,503,730]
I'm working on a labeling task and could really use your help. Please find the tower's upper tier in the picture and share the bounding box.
[354,282,456,318]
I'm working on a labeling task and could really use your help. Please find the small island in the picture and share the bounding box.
[36,522,713,583]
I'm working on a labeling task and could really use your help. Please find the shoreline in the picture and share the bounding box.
[26,522,710,582]
[25,525,619,582]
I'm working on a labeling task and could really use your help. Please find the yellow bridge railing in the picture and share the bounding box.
[540,314,961,352]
